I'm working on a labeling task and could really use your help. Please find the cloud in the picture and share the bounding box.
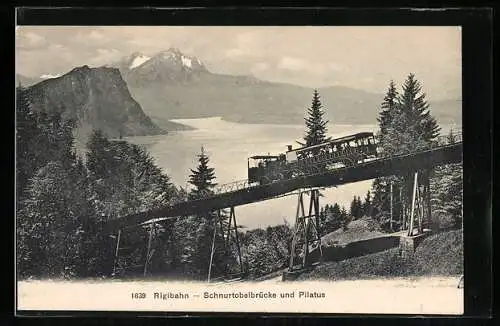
[89,48,123,65]
[14,26,461,98]
[277,57,343,76]
[16,30,48,50]
[278,56,307,71]
[327,62,344,72]
[87,30,105,41]
[225,48,245,59]
[25,32,45,45]
[251,62,269,73]
[247,62,271,76]
[224,30,273,60]
[361,77,374,84]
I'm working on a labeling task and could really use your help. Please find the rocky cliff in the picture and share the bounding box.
[24,65,165,138]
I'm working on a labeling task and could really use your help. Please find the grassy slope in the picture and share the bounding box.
[297,229,463,281]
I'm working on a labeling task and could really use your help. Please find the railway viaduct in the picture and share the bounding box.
[105,132,463,281]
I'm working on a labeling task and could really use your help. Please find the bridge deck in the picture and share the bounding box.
[105,142,462,231]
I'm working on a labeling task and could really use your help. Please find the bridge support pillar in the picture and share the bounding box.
[288,189,323,272]
[143,222,156,277]
[112,229,121,277]
[208,207,245,283]
[407,171,432,236]
[111,218,158,278]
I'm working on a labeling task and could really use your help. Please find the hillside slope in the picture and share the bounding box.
[298,229,463,281]
[128,76,461,126]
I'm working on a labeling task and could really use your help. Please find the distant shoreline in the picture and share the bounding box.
[168,116,460,133]
[170,116,380,129]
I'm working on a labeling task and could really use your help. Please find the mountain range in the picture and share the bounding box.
[17,47,462,135]
[112,48,462,128]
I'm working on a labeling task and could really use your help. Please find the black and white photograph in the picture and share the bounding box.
[15,23,465,314]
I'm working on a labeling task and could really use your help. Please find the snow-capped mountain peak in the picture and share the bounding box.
[115,48,209,86]
[150,48,206,71]
[113,48,207,76]
[40,73,62,79]
[181,56,192,68]
[129,53,150,69]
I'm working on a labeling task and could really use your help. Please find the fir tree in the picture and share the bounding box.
[179,147,229,280]
[331,203,342,219]
[327,203,342,232]
[350,196,364,219]
[384,73,441,156]
[188,146,217,199]
[303,89,329,148]
[431,163,463,229]
[319,207,327,232]
[372,75,442,232]
[377,80,399,137]
[363,190,372,216]
[321,203,343,234]
[403,74,441,141]
[340,207,350,231]
[447,128,457,144]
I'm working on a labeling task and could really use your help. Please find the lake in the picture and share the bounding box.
[126,117,458,230]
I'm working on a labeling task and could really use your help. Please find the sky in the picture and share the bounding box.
[15,26,462,100]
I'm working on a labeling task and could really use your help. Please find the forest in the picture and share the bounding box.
[16,73,462,281]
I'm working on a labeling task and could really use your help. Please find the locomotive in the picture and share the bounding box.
[247,132,378,185]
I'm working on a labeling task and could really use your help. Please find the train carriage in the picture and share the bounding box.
[248,132,378,185]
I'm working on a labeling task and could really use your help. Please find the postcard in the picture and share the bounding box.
[15,23,463,315]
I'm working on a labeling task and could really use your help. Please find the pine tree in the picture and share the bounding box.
[363,190,372,216]
[372,75,441,232]
[321,203,343,234]
[303,89,329,148]
[188,146,217,199]
[179,147,229,279]
[400,74,441,142]
[391,74,441,224]
[431,163,463,229]
[350,196,363,219]
[377,80,399,137]
[384,73,441,156]
[319,207,327,232]
[340,207,350,231]
[447,128,457,144]
[331,203,342,218]
[328,203,342,232]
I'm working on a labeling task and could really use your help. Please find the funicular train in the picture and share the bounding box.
[247,132,378,185]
